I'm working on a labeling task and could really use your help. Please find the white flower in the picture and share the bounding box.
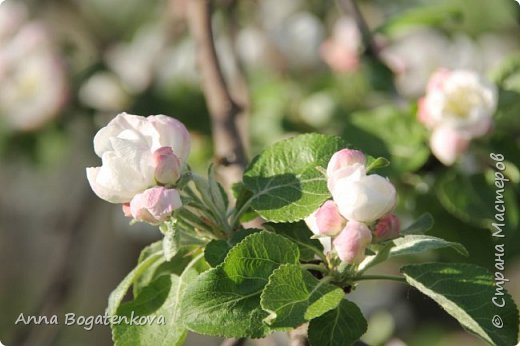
[418,68,497,165]
[86,113,190,203]
[419,69,497,137]
[331,174,397,223]
[0,7,67,131]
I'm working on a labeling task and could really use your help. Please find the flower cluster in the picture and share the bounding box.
[418,68,497,165]
[305,149,399,264]
[86,113,190,225]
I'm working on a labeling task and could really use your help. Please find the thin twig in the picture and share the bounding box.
[187,0,247,189]
[338,0,380,59]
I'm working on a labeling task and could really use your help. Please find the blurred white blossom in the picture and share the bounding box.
[0,3,67,131]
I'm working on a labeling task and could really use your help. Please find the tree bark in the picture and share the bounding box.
[187,0,247,189]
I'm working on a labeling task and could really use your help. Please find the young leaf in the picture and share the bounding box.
[401,263,520,346]
[243,134,346,222]
[400,213,434,235]
[266,221,324,261]
[204,239,230,267]
[204,229,263,267]
[308,299,368,346]
[107,251,163,316]
[366,156,390,173]
[260,264,344,329]
[113,270,197,346]
[390,235,469,257]
[181,231,300,338]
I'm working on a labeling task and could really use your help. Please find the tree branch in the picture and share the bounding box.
[338,0,380,60]
[187,0,247,189]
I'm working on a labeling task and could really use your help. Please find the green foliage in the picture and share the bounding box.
[107,251,163,316]
[243,134,346,222]
[181,231,300,338]
[308,299,368,346]
[437,172,519,232]
[266,221,324,261]
[113,270,197,346]
[402,263,519,346]
[261,264,344,329]
[342,105,429,174]
[390,235,468,258]
[400,213,434,235]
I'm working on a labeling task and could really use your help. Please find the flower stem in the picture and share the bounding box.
[352,274,406,282]
[301,263,327,273]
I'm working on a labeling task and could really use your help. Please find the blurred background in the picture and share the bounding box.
[0,0,519,345]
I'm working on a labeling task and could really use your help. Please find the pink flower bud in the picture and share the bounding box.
[373,214,400,242]
[153,146,181,185]
[122,202,132,217]
[326,149,366,192]
[333,221,372,264]
[305,200,345,236]
[129,187,182,225]
[430,126,470,166]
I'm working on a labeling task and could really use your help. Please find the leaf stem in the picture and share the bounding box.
[352,274,406,282]
[301,263,327,273]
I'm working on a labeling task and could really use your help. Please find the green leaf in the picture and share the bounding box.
[182,231,300,338]
[400,213,434,235]
[204,229,263,267]
[390,235,469,257]
[107,251,163,316]
[243,134,346,222]
[401,263,520,346]
[204,239,230,267]
[308,299,368,346]
[261,264,343,329]
[375,3,461,36]
[113,270,198,346]
[437,172,518,232]
[266,222,323,261]
[366,156,390,173]
[342,106,429,174]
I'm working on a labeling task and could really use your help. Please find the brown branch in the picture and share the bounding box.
[187,0,247,189]
[338,0,380,60]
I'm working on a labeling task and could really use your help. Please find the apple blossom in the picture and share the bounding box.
[326,149,366,192]
[0,6,67,131]
[418,69,497,136]
[304,200,345,236]
[373,214,400,242]
[418,68,496,165]
[86,113,190,203]
[129,187,182,225]
[333,221,372,264]
[429,125,471,166]
[153,147,181,185]
[331,174,397,223]
[320,17,361,73]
